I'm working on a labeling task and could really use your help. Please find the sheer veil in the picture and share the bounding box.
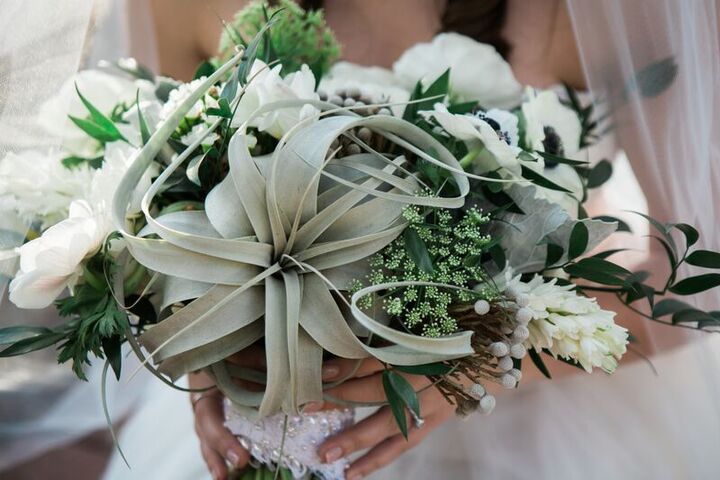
[0,0,155,471]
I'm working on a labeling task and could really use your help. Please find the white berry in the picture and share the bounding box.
[515,307,533,325]
[489,342,509,357]
[510,343,527,359]
[498,355,514,371]
[473,299,491,315]
[479,395,496,414]
[515,293,530,308]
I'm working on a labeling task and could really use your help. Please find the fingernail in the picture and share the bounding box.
[226,449,241,466]
[347,472,362,480]
[211,470,222,480]
[303,401,324,413]
[322,365,340,380]
[325,446,343,463]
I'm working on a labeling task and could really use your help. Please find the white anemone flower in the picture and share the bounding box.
[9,200,108,309]
[505,273,628,373]
[421,103,521,176]
[394,33,523,108]
[521,90,584,215]
[231,60,319,139]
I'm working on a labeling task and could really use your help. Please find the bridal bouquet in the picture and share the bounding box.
[2,2,719,479]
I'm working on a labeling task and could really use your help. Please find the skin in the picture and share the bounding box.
[145,0,605,478]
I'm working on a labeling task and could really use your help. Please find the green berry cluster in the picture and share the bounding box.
[353,206,496,337]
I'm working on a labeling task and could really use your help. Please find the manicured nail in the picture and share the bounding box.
[325,446,343,463]
[226,449,241,466]
[322,364,340,380]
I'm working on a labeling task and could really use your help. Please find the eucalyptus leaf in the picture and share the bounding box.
[0,326,52,346]
[383,370,409,438]
[521,165,572,193]
[568,222,589,259]
[652,298,695,318]
[394,363,453,376]
[528,347,551,379]
[669,274,720,295]
[686,250,720,269]
[586,160,612,189]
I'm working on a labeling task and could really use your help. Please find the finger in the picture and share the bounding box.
[225,344,266,370]
[323,372,429,404]
[201,443,228,480]
[321,357,384,382]
[194,395,250,470]
[317,405,402,463]
[345,426,430,480]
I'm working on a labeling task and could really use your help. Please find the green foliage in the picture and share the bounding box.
[569,214,720,331]
[0,236,130,380]
[69,84,127,144]
[382,369,420,439]
[217,0,340,79]
[354,206,495,337]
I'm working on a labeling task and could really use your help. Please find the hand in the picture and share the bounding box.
[189,345,267,480]
[317,358,457,480]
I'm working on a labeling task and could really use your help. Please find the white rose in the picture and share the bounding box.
[9,201,108,309]
[421,103,521,176]
[393,33,523,108]
[38,68,156,157]
[231,61,319,139]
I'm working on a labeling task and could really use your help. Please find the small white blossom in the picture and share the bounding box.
[180,124,220,148]
[394,33,523,108]
[0,149,93,228]
[231,60,319,138]
[160,77,209,121]
[505,273,628,373]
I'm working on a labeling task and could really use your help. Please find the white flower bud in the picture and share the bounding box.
[479,394,496,414]
[509,368,522,381]
[515,307,533,325]
[469,383,485,400]
[505,286,519,299]
[501,374,517,389]
[510,343,527,359]
[488,342,509,357]
[512,325,530,343]
[498,355,514,371]
[515,293,530,308]
[473,299,490,315]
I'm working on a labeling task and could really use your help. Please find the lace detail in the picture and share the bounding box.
[224,400,355,479]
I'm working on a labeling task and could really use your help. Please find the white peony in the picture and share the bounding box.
[421,103,521,176]
[319,61,410,116]
[521,90,584,215]
[8,200,108,309]
[393,33,523,108]
[505,273,628,373]
[0,149,94,228]
[231,61,319,139]
[38,68,156,157]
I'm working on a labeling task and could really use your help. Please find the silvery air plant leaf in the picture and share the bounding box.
[113,52,477,426]
[494,184,617,273]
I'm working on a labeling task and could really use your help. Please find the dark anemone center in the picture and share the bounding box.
[542,126,564,167]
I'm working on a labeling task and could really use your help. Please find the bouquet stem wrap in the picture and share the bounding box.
[113,54,482,416]
[225,400,354,479]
